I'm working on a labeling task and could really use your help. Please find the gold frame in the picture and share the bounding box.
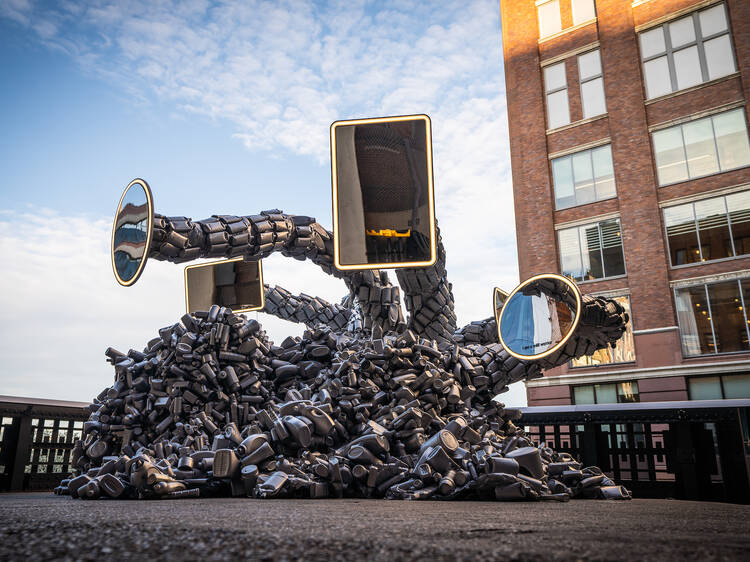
[492,287,510,323]
[183,257,265,314]
[496,273,583,361]
[111,178,154,287]
[330,114,437,271]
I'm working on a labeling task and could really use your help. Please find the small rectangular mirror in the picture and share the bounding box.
[331,114,437,270]
[184,258,264,314]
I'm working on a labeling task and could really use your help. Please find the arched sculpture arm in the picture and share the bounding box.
[148,211,456,338]
[262,284,354,332]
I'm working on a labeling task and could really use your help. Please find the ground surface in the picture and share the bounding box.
[0,493,748,561]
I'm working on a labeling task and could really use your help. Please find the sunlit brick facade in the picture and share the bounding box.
[499,0,750,406]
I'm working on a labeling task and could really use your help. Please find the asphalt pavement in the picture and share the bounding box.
[1,493,749,561]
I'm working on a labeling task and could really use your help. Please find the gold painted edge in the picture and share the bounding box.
[111,178,154,287]
[496,273,582,361]
[184,257,265,315]
[331,114,437,271]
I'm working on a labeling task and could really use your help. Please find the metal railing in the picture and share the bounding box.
[2,394,749,503]
[520,399,750,504]
[0,396,89,492]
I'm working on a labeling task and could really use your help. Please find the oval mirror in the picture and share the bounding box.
[497,274,581,360]
[111,178,154,286]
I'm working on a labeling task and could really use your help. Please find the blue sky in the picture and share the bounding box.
[0,0,525,405]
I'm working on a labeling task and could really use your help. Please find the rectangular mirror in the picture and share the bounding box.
[331,114,437,270]
[184,258,264,314]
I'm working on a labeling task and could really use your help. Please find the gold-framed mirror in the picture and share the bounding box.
[184,257,265,314]
[111,178,154,286]
[331,114,437,270]
[497,274,582,360]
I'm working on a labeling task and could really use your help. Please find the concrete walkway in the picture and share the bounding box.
[1,493,748,560]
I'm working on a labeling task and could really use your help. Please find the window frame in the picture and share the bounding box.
[552,143,616,210]
[651,107,750,187]
[688,373,750,399]
[638,2,737,100]
[578,48,607,120]
[571,0,597,26]
[663,191,750,268]
[544,61,570,130]
[673,278,750,358]
[558,217,627,283]
[572,381,641,404]
[537,0,563,40]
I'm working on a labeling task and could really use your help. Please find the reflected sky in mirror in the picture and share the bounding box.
[113,181,149,284]
[334,117,433,267]
[500,281,576,357]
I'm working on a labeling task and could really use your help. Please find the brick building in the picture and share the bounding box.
[499,0,750,406]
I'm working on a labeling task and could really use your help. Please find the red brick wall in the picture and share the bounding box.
[500,0,750,401]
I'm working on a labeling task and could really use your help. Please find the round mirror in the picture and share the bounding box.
[111,178,153,286]
[497,274,581,360]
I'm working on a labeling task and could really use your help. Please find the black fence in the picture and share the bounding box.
[2,395,749,503]
[0,396,89,492]
[521,399,750,504]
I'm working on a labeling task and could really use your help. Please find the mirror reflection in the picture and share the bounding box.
[112,179,152,286]
[498,275,580,359]
[185,258,264,314]
[333,115,435,269]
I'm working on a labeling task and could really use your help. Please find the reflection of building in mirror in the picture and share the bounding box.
[501,293,573,355]
[332,115,436,269]
[185,258,264,314]
[572,296,636,367]
[112,180,151,285]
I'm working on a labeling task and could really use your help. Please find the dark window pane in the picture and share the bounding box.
[600,219,625,277]
[675,285,715,355]
[694,197,732,260]
[664,204,700,265]
[707,281,748,353]
[728,191,750,257]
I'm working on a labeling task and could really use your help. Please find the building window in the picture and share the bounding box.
[639,3,737,99]
[578,49,606,119]
[538,0,562,39]
[544,62,570,129]
[675,279,750,357]
[558,218,626,281]
[571,0,596,25]
[652,108,750,186]
[663,190,750,266]
[573,381,640,404]
[689,374,750,399]
[552,144,615,209]
[571,295,635,367]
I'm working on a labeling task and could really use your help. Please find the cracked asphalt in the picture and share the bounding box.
[1,493,749,561]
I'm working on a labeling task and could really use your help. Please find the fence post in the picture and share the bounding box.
[715,410,750,504]
[9,410,33,491]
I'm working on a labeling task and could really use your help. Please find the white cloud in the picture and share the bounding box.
[0,1,528,405]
